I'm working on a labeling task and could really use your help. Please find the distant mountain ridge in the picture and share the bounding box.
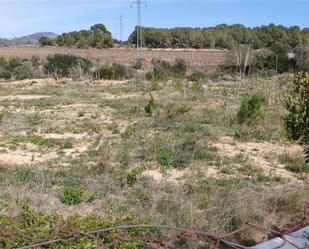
[0,32,58,45]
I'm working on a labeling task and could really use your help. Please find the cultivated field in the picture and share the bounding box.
[0,73,308,248]
[0,46,228,69]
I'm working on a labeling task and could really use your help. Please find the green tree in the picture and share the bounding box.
[39,36,54,46]
[90,23,109,34]
[56,24,113,48]
[285,72,309,162]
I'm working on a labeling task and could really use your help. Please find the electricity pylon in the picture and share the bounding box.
[130,0,147,59]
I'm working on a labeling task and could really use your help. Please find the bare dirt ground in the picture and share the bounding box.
[211,136,302,180]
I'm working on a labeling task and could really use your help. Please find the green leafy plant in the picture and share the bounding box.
[147,59,187,80]
[44,54,92,78]
[0,68,12,80]
[188,71,205,83]
[285,72,309,143]
[78,111,85,117]
[237,94,265,124]
[59,186,85,205]
[14,64,34,80]
[39,36,54,46]
[96,63,133,80]
[285,72,309,163]
[144,92,156,115]
[31,55,40,67]
[166,104,190,119]
[120,167,145,187]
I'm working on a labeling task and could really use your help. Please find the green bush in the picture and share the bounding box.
[285,72,309,163]
[59,186,85,205]
[0,203,145,248]
[188,71,205,82]
[31,55,40,67]
[0,68,12,79]
[285,72,309,144]
[97,63,133,80]
[147,59,187,80]
[14,64,34,80]
[0,57,36,80]
[154,136,202,169]
[253,52,297,74]
[237,94,265,124]
[7,57,23,72]
[120,167,144,187]
[157,147,173,166]
[39,36,54,46]
[295,46,309,71]
[56,23,113,48]
[173,59,187,77]
[144,92,156,115]
[44,54,92,78]
[0,113,4,124]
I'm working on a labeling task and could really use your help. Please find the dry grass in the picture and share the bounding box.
[0,74,307,247]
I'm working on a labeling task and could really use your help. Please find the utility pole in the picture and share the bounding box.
[131,0,147,59]
[119,15,123,42]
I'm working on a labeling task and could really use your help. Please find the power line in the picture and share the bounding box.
[119,15,123,41]
[130,0,147,60]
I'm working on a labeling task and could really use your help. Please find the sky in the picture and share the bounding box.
[0,0,308,39]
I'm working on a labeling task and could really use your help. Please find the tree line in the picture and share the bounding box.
[40,23,309,54]
[40,24,114,48]
[128,24,309,52]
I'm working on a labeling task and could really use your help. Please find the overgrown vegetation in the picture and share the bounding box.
[146,59,187,80]
[0,24,308,249]
[0,57,35,80]
[59,186,85,205]
[285,72,309,162]
[237,94,265,124]
[95,63,133,80]
[44,54,92,78]
[129,24,308,50]
[56,23,113,48]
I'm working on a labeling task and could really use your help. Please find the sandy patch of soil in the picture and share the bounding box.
[0,78,57,87]
[38,133,88,140]
[212,136,303,179]
[0,150,58,166]
[143,169,185,183]
[92,79,130,85]
[100,92,146,101]
[0,95,51,101]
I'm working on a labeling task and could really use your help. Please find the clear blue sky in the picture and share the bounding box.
[0,0,308,39]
